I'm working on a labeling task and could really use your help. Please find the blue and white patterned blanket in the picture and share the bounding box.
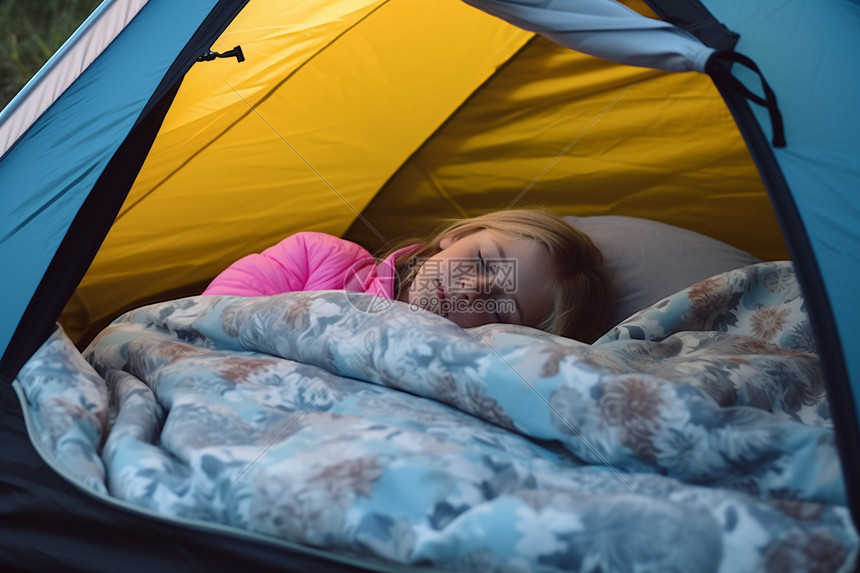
[17,261,858,571]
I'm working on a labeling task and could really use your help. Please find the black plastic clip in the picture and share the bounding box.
[197,45,245,63]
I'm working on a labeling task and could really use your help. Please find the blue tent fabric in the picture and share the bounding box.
[0,0,247,377]
[691,0,860,520]
[690,0,860,402]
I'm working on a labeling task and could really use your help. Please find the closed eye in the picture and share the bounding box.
[478,252,496,276]
[478,253,503,321]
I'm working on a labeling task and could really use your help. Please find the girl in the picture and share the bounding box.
[203,209,613,342]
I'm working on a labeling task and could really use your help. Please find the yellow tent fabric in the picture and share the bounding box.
[59,0,786,344]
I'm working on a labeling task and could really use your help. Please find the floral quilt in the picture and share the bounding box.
[16,261,858,572]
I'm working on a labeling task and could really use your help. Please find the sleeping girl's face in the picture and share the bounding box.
[402,229,556,328]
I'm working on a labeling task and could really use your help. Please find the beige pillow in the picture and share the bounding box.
[566,215,762,326]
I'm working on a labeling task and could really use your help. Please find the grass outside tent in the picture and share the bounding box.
[0,0,101,109]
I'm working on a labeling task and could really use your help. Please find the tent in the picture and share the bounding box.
[1,0,858,569]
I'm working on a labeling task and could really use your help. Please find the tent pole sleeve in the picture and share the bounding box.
[641,0,738,50]
[461,0,714,72]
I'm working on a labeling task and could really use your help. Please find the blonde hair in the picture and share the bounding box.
[384,209,614,343]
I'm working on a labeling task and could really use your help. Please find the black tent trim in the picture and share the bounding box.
[1,379,416,572]
[0,0,250,383]
[713,65,860,530]
[647,0,860,531]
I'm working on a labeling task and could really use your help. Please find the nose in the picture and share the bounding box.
[457,274,495,302]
